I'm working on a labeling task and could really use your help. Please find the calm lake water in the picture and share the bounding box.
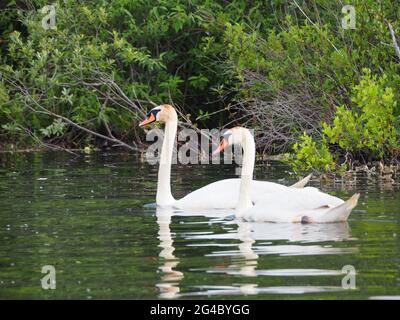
[0,151,399,299]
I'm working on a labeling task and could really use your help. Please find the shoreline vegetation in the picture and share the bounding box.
[1,1,399,176]
[1,143,398,185]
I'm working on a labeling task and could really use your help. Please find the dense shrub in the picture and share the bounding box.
[285,132,337,174]
[219,0,400,170]
[0,0,234,147]
[323,70,398,156]
[0,0,399,172]
[287,70,399,173]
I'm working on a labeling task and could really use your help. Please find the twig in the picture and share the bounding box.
[2,70,144,152]
[292,0,340,53]
[35,107,139,151]
[386,20,400,61]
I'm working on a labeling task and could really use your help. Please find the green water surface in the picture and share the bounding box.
[0,151,399,299]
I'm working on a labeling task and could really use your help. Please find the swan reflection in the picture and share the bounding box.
[155,207,357,298]
[155,206,183,299]
[188,220,356,257]
[235,220,258,277]
[187,219,355,297]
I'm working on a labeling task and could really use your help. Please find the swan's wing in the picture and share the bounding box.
[174,179,293,210]
[174,178,240,209]
[251,180,289,203]
[290,174,312,188]
[251,175,312,203]
[243,187,344,222]
[311,193,360,223]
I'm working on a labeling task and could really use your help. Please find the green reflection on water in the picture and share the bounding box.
[0,151,399,300]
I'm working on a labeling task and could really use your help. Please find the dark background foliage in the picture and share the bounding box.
[0,0,399,172]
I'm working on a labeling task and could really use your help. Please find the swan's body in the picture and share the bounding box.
[241,187,359,223]
[174,178,310,210]
[215,127,359,223]
[139,105,311,210]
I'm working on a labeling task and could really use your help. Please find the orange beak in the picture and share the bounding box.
[139,113,156,127]
[212,138,227,155]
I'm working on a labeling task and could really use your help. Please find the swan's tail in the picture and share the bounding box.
[322,193,360,222]
[290,174,312,188]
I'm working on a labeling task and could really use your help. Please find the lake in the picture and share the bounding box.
[0,151,399,299]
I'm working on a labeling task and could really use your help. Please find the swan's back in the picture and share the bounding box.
[243,187,346,223]
[174,179,289,210]
[174,178,240,209]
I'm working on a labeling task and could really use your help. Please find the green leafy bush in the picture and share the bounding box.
[0,0,399,166]
[285,132,336,173]
[0,0,235,147]
[322,69,398,157]
[288,70,399,174]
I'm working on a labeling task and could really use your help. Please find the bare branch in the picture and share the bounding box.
[2,75,139,151]
[386,20,400,61]
[34,105,139,151]
[231,69,324,153]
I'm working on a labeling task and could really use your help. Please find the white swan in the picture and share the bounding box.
[213,127,360,223]
[139,104,311,209]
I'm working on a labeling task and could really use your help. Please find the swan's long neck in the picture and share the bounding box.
[236,131,255,216]
[156,112,177,206]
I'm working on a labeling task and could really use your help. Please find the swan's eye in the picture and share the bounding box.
[139,109,161,127]
[147,108,161,118]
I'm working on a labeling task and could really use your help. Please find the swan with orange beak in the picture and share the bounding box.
[213,127,360,223]
[138,105,312,209]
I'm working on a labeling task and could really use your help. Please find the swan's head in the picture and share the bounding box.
[212,127,252,155]
[139,104,177,127]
